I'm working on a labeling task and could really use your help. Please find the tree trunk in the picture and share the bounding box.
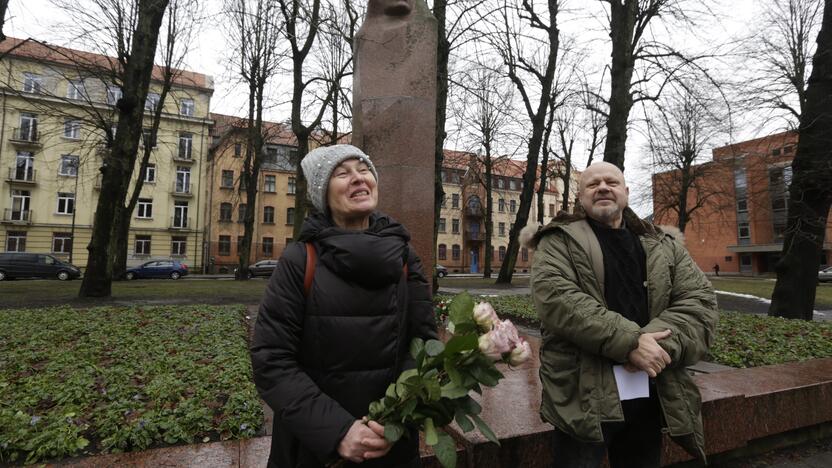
[561,162,572,213]
[0,0,8,43]
[602,0,638,171]
[770,0,832,320]
[433,0,449,290]
[293,136,311,239]
[79,0,169,298]
[112,216,130,280]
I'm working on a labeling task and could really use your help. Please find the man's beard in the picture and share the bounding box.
[589,204,622,224]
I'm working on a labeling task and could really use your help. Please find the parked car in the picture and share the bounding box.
[239,260,279,278]
[819,266,832,282]
[0,252,82,281]
[435,264,448,278]
[125,260,188,280]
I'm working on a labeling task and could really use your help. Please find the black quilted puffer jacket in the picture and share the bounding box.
[251,212,437,468]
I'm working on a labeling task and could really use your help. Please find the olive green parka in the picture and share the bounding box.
[527,208,718,461]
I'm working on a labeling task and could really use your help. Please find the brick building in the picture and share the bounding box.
[652,131,832,275]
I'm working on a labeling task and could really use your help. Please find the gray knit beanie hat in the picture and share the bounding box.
[300,144,379,213]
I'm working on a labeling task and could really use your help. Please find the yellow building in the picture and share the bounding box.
[0,37,214,271]
[205,114,299,273]
[437,150,579,274]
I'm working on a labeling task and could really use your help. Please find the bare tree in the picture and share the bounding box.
[770,0,832,321]
[454,63,516,278]
[741,0,823,128]
[487,0,561,284]
[277,0,350,237]
[598,0,714,170]
[646,83,728,233]
[223,0,283,280]
[1,0,8,42]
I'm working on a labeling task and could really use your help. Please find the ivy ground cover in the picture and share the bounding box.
[0,305,262,465]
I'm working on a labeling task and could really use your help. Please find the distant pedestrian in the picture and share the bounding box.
[713,263,720,276]
[525,162,718,467]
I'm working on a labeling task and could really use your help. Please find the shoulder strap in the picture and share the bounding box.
[303,242,409,297]
[304,242,316,297]
[571,220,605,297]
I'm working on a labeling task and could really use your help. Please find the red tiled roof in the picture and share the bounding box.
[210,113,298,146]
[0,37,213,91]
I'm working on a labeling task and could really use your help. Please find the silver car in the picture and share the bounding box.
[819,266,832,282]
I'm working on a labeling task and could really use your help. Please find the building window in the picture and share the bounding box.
[137,198,153,219]
[497,178,505,189]
[10,190,31,221]
[142,128,157,148]
[175,166,191,193]
[509,199,516,213]
[234,143,243,158]
[288,177,296,194]
[286,207,295,225]
[498,222,506,237]
[23,73,43,93]
[263,237,274,257]
[238,204,247,223]
[67,80,86,100]
[56,192,75,215]
[452,244,460,260]
[452,193,460,208]
[499,246,506,261]
[438,218,446,233]
[438,244,447,260]
[59,155,79,176]
[498,199,505,212]
[264,175,276,192]
[134,235,152,255]
[145,92,160,111]
[64,120,81,139]
[510,179,519,191]
[6,231,27,252]
[218,235,231,256]
[263,206,275,224]
[452,218,460,234]
[521,248,529,262]
[219,202,232,222]
[738,222,750,240]
[549,203,555,217]
[171,236,187,256]
[179,133,193,159]
[180,99,195,116]
[737,199,748,212]
[173,201,188,228]
[143,163,156,183]
[107,85,122,105]
[440,195,447,208]
[18,113,38,141]
[52,233,72,254]
[221,170,234,188]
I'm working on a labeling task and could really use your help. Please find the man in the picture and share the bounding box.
[524,162,718,467]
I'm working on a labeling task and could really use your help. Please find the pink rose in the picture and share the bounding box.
[494,319,521,347]
[473,302,499,330]
[478,327,512,360]
[507,339,532,366]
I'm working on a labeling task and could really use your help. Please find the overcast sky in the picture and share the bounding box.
[4,0,775,217]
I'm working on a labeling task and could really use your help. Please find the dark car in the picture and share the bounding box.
[435,264,448,278]
[0,252,82,281]
[244,260,278,278]
[125,260,188,280]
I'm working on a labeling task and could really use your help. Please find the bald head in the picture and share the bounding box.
[579,162,629,228]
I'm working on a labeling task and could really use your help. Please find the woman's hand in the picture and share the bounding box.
[337,420,392,463]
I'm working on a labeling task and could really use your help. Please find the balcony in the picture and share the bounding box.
[3,209,33,224]
[465,205,484,218]
[465,229,484,241]
[169,216,191,230]
[7,168,37,185]
[173,150,194,163]
[171,182,193,197]
[9,127,41,146]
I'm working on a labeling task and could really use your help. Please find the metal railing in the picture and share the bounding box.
[3,209,33,223]
[7,168,37,183]
[11,127,39,143]
[172,182,193,195]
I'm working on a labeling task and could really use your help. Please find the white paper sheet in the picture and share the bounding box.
[613,365,650,400]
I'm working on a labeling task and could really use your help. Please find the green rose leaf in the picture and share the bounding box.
[424,417,438,446]
[410,338,425,360]
[454,408,475,433]
[444,334,479,355]
[460,396,482,415]
[434,431,458,468]
[449,292,475,327]
[471,414,500,446]
[384,422,406,442]
[425,340,445,357]
[440,382,469,399]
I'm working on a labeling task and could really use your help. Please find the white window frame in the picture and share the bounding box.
[143,163,156,183]
[107,86,123,105]
[171,236,187,256]
[264,175,276,193]
[263,237,274,257]
[53,233,72,254]
[23,73,43,94]
[6,231,27,252]
[175,166,191,193]
[145,92,160,111]
[173,201,189,228]
[263,206,275,224]
[180,99,195,116]
[134,235,152,255]
[59,155,79,177]
[287,177,296,194]
[221,170,234,188]
[178,133,193,159]
[67,80,86,100]
[137,198,153,219]
[19,113,38,141]
[56,192,75,215]
[64,120,81,139]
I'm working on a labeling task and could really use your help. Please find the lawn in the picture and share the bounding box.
[711,278,832,309]
[0,278,269,309]
[0,305,262,465]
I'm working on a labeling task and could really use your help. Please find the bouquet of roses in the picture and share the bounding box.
[366,292,532,468]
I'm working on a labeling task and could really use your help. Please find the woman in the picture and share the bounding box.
[251,144,438,468]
